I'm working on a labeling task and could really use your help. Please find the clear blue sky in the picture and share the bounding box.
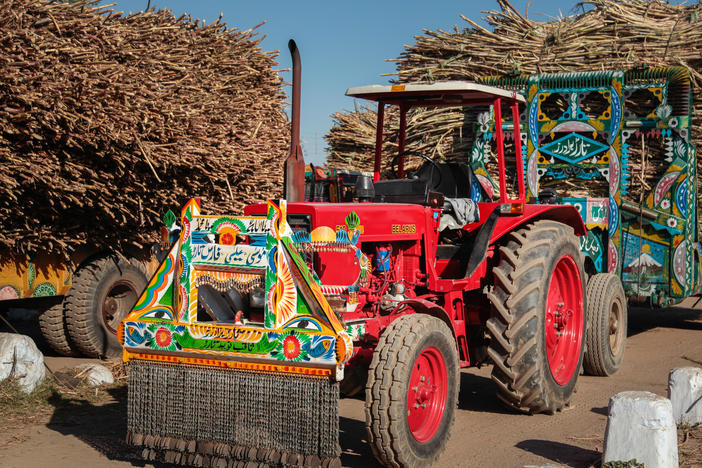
[110,1,592,164]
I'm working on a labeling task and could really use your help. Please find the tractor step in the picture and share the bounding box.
[127,360,341,468]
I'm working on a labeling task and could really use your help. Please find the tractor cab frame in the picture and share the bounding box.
[346,82,526,207]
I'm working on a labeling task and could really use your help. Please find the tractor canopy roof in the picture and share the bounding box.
[346,81,526,107]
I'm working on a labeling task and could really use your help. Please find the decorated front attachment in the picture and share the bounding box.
[121,198,353,380]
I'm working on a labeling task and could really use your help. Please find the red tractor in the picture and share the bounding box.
[122,41,588,467]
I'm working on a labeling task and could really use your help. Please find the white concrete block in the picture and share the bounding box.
[602,391,678,468]
[75,363,114,386]
[0,332,45,393]
[668,367,702,425]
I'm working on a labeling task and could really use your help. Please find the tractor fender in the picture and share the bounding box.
[490,204,586,242]
[464,204,585,278]
[392,298,457,342]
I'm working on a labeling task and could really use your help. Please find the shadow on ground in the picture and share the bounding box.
[458,370,515,414]
[339,415,378,467]
[516,439,601,467]
[627,302,702,338]
[590,406,608,416]
[45,385,146,466]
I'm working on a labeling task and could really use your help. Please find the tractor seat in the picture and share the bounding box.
[373,161,475,205]
[373,178,431,204]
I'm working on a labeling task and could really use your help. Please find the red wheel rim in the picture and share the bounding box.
[545,255,584,386]
[406,346,448,443]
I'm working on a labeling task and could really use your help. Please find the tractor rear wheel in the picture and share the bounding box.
[583,273,627,376]
[365,314,459,467]
[65,255,148,358]
[486,220,586,413]
[38,301,78,356]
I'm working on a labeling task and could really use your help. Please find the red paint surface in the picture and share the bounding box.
[545,255,584,385]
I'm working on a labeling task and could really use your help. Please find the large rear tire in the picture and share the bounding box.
[38,301,78,356]
[486,220,586,413]
[583,273,627,376]
[365,314,459,467]
[65,255,148,358]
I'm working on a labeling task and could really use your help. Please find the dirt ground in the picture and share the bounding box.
[1,299,702,468]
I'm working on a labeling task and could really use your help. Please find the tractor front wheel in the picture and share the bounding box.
[365,314,459,467]
[583,273,627,376]
[486,220,586,413]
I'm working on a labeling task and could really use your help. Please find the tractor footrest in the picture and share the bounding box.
[127,360,340,467]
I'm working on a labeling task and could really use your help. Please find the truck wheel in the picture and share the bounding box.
[365,314,459,467]
[65,255,148,358]
[583,273,627,376]
[38,301,78,356]
[486,220,586,413]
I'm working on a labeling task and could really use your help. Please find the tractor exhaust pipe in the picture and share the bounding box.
[284,39,305,203]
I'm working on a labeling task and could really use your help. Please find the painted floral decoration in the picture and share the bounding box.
[282,334,301,359]
[144,323,182,351]
[271,332,311,362]
[220,232,235,245]
[155,327,172,348]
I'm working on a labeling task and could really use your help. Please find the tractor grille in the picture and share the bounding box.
[127,360,340,467]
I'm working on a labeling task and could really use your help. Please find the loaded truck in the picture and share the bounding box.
[470,67,699,375]
[120,41,596,467]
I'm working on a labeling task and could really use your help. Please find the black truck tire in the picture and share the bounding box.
[38,301,78,356]
[65,255,148,358]
[365,314,459,468]
[486,220,586,414]
[583,273,627,376]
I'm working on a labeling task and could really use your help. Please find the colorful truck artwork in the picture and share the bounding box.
[0,255,72,301]
[475,67,699,307]
[122,198,356,466]
[121,198,355,375]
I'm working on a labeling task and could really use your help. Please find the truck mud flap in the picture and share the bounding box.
[126,360,340,467]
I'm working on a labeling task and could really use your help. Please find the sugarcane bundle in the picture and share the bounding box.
[0,0,288,258]
[325,0,702,199]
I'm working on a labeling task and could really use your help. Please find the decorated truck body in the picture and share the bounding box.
[474,67,699,305]
[121,41,597,467]
[465,68,698,375]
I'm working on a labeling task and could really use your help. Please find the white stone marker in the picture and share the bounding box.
[602,391,678,468]
[0,332,45,393]
[75,363,114,386]
[668,367,702,425]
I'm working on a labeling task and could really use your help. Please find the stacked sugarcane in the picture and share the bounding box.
[0,0,288,259]
[325,0,702,197]
[326,103,485,174]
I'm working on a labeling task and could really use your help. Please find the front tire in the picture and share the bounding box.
[65,255,148,358]
[583,273,627,376]
[486,220,586,413]
[365,314,459,467]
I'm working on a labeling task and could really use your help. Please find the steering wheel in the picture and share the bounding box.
[389,150,443,188]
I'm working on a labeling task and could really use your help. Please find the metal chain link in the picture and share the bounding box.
[127,360,340,466]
